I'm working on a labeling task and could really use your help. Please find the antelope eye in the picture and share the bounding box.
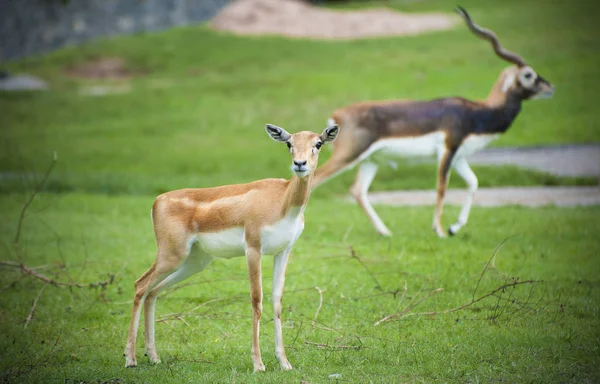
[523,72,533,79]
[286,142,292,149]
[315,142,322,150]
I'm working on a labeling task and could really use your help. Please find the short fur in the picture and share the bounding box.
[124,124,339,372]
[312,8,554,237]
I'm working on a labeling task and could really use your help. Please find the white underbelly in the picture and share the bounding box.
[195,227,245,259]
[455,133,499,158]
[366,132,447,161]
[193,213,304,259]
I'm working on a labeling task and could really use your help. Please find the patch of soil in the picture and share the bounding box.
[210,0,457,40]
[362,186,600,208]
[65,57,141,80]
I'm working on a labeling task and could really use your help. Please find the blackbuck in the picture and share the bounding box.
[124,124,340,372]
[312,6,554,238]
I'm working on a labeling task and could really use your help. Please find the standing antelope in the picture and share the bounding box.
[124,123,339,372]
[313,6,554,238]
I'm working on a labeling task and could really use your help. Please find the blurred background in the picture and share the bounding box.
[1,0,598,196]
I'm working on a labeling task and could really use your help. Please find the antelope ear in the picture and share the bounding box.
[320,124,339,143]
[265,124,291,142]
[501,73,516,93]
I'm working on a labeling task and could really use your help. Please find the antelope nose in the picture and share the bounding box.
[294,160,307,167]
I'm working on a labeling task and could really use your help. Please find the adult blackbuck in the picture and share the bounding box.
[124,123,339,372]
[312,6,554,238]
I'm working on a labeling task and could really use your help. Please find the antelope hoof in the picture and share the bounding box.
[280,361,293,371]
[148,355,161,365]
[434,227,447,238]
[125,356,137,368]
[448,222,463,236]
[377,227,393,237]
[253,361,266,373]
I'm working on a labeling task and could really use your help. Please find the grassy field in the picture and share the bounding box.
[1,195,599,383]
[1,0,599,382]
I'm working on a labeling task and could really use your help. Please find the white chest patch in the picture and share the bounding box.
[261,207,304,255]
[364,132,447,162]
[455,133,500,159]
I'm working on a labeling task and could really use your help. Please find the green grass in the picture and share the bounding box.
[0,194,599,383]
[1,0,599,382]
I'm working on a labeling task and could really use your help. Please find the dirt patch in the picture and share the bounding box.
[358,187,600,208]
[66,57,140,80]
[469,145,600,178]
[210,0,458,40]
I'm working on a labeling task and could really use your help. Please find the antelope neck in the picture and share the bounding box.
[281,173,313,215]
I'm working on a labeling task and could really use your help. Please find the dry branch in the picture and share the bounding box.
[374,287,443,325]
[157,295,244,323]
[473,238,508,300]
[376,279,541,324]
[410,279,541,317]
[375,241,543,325]
[14,152,57,254]
[24,283,48,328]
[349,246,382,290]
[312,286,324,325]
[304,341,362,350]
[2,154,116,291]
[173,358,215,364]
[1,261,115,289]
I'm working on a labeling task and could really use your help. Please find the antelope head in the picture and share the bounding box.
[266,124,339,178]
[456,6,554,100]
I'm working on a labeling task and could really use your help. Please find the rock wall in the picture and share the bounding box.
[0,0,230,61]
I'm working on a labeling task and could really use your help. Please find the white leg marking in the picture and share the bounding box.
[143,252,213,364]
[502,73,516,93]
[449,157,478,236]
[272,247,293,370]
[125,293,147,367]
[125,270,170,368]
[350,161,392,236]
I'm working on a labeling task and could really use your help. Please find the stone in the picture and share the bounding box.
[0,73,48,91]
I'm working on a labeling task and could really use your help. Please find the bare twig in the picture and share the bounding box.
[312,286,324,325]
[349,246,382,290]
[304,341,362,350]
[1,154,116,291]
[159,275,244,298]
[0,260,21,268]
[407,280,541,317]
[473,238,508,300]
[374,288,444,325]
[375,239,545,324]
[1,275,25,292]
[14,152,57,253]
[174,358,215,364]
[393,281,408,314]
[24,283,48,328]
[290,318,304,347]
[1,333,62,381]
[341,225,353,244]
[1,261,115,289]
[157,295,244,323]
[311,321,342,335]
